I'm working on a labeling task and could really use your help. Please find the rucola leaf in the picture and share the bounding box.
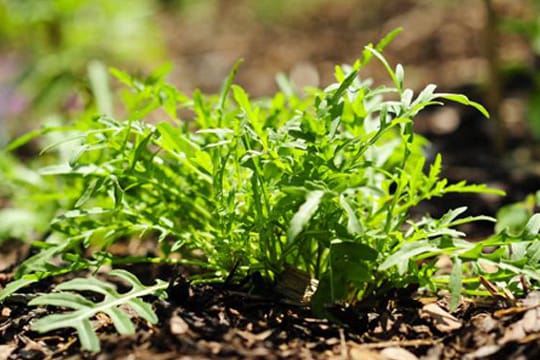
[288,191,325,241]
[29,270,167,352]
[449,256,463,312]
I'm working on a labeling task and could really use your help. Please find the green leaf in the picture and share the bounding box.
[5,126,71,151]
[379,241,440,273]
[365,46,400,91]
[330,69,358,104]
[29,270,167,352]
[29,292,95,310]
[110,68,134,87]
[156,122,184,154]
[218,59,243,112]
[288,190,325,241]
[0,277,38,303]
[330,240,378,262]
[496,204,530,235]
[436,93,490,118]
[339,194,363,235]
[524,214,540,238]
[479,258,540,282]
[88,61,114,117]
[5,29,507,318]
[275,72,296,97]
[375,27,403,52]
[449,256,462,312]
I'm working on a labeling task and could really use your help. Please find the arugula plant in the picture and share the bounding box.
[2,30,540,351]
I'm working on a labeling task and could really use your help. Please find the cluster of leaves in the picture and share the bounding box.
[3,31,540,351]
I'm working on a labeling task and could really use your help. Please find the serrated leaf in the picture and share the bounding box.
[106,307,135,334]
[32,314,100,351]
[439,207,468,225]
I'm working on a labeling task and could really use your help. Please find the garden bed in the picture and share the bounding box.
[2,1,540,359]
[2,249,540,359]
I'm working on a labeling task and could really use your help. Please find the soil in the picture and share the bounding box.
[2,245,540,360]
[3,0,540,359]
[2,250,540,360]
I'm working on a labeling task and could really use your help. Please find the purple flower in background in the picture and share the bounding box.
[0,88,28,116]
[0,55,29,142]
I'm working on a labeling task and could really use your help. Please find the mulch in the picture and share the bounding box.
[1,242,540,360]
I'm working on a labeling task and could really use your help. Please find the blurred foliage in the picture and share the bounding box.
[496,191,540,234]
[156,0,351,24]
[0,0,164,140]
[501,0,540,54]
[0,151,54,241]
[501,0,540,139]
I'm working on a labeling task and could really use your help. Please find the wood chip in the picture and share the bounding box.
[1,307,11,317]
[493,306,531,319]
[170,314,190,335]
[347,346,384,360]
[497,304,540,345]
[420,303,462,332]
[472,313,498,333]
[522,291,540,307]
[356,339,435,349]
[235,329,273,344]
[498,322,527,345]
[274,266,319,304]
[522,308,540,333]
[463,344,501,359]
[0,344,16,359]
[380,346,419,360]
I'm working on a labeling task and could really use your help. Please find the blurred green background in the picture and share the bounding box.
[0,0,537,141]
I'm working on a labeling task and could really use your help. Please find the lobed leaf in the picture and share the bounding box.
[28,270,167,352]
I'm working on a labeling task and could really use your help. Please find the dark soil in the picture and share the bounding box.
[2,250,540,360]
